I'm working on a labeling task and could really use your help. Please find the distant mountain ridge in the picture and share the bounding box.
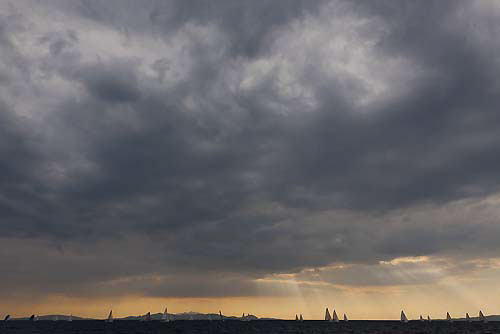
[13,315,91,321]
[122,312,261,321]
[15,313,499,321]
[12,312,266,321]
[455,315,500,322]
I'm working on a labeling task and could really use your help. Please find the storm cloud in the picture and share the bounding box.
[1,0,500,309]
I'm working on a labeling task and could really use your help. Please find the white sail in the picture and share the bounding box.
[446,312,452,322]
[34,315,39,322]
[479,310,487,323]
[161,308,168,322]
[400,310,408,323]
[325,308,331,321]
[106,310,113,323]
[299,314,303,322]
[427,315,431,322]
[419,315,424,322]
[333,310,339,322]
[466,313,471,322]
[343,314,348,322]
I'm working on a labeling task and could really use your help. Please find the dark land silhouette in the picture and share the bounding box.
[3,320,500,334]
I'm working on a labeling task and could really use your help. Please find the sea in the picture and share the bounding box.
[2,320,499,334]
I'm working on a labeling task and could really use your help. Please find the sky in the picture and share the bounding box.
[1,0,500,320]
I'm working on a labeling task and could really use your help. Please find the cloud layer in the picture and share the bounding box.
[1,0,500,314]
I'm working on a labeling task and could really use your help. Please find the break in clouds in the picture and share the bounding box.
[1,0,500,301]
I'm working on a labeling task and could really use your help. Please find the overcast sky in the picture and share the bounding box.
[1,0,500,319]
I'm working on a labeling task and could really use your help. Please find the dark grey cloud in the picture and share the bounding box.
[1,0,500,299]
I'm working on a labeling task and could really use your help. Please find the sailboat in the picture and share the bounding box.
[427,315,431,322]
[400,310,408,323]
[332,310,339,322]
[161,308,168,322]
[299,314,303,322]
[446,312,453,322]
[145,312,152,322]
[4,315,10,321]
[241,313,246,321]
[419,315,424,322]
[295,314,299,321]
[325,308,332,321]
[68,314,73,322]
[29,315,35,321]
[343,314,348,322]
[34,315,39,322]
[479,310,487,323]
[466,313,471,322]
[106,310,113,323]
[219,310,224,321]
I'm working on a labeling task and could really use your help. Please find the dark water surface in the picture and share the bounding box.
[3,320,499,334]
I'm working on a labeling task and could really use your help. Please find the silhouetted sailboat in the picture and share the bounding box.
[325,308,331,321]
[400,310,408,323]
[466,313,471,322]
[479,310,487,323]
[106,310,113,323]
[219,310,224,321]
[427,315,431,322]
[145,312,152,322]
[4,315,10,321]
[299,314,303,322]
[343,314,348,322]
[446,312,453,322]
[161,308,168,322]
[333,310,339,322]
[419,315,424,322]
[29,315,35,321]
[295,314,299,321]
